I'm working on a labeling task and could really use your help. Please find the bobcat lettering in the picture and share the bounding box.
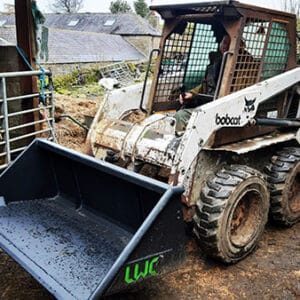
[215,113,241,126]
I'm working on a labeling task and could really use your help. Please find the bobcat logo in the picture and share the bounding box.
[244,97,256,112]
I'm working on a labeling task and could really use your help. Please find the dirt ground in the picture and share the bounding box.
[0,94,299,299]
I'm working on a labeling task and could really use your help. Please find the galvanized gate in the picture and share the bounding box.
[0,69,55,170]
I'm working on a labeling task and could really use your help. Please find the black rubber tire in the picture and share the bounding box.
[193,165,269,264]
[265,147,300,226]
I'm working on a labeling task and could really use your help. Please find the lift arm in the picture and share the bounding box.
[173,67,300,186]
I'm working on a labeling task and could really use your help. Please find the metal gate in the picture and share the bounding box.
[0,69,55,170]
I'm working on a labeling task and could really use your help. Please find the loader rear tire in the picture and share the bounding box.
[193,165,269,264]
[265,147,300,226]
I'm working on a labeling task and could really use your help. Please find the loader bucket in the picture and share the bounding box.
[0,139,185,299]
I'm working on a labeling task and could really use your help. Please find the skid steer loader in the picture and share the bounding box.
[0,1,299,299]
[87,0,300,260]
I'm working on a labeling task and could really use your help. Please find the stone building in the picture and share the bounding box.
[0,25,146,75]
[0,13,161,71]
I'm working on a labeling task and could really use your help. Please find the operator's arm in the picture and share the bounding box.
[190,83,204,96]
[179,83,204,104]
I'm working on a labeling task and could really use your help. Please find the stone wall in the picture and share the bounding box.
[43,57,150,77]
[124,36,160,57]
[43,61,112,76]
[36,36,161,77]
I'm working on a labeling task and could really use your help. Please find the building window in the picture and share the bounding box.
[104,19,116,26]
[68,20,79,26]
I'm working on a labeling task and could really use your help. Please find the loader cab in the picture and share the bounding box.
[149,1,297,116]
[151,19,228,113]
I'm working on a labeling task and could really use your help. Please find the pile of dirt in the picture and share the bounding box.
[53,94,100,152]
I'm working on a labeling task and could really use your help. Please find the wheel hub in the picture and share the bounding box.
[230,191,262,247]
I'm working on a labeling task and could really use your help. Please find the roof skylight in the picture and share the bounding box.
[68,20,79,26]
[104,19,116,26]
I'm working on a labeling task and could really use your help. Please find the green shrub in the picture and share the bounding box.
[83,68,100,84]
[52,67,102,95]
[126,62,136,73]
[53,74,76,91]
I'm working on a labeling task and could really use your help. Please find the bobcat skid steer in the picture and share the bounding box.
[87,0,300,261]
[0,1,299,299]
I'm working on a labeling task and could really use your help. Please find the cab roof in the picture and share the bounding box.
[150,0,296,20]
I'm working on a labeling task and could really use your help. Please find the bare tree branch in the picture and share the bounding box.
[50,0,84,13]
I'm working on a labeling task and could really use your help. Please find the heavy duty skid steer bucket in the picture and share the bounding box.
[0,139,185,299]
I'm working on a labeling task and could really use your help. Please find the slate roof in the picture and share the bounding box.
[0,13,161,36]
[0,25,15,45]
[0,26,145,63]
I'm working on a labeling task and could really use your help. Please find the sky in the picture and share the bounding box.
[0,0,282,13]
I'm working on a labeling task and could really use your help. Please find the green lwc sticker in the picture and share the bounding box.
[124,256,160,284]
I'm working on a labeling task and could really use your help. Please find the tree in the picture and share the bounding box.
[110,0,132,14]
[280,0,300,17]
[134,0,150,18]
[50,0,84,13]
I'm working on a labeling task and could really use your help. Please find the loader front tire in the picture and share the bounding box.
[193,165,269,264]
[265,147,300,226]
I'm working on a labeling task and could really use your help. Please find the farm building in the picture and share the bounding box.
[0,25,146,75]
[0,12,161,74]
[0,12,161,58]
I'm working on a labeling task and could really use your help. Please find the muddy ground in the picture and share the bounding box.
[0,94,299,299]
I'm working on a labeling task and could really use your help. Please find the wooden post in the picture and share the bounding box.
[14,0,39,142]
